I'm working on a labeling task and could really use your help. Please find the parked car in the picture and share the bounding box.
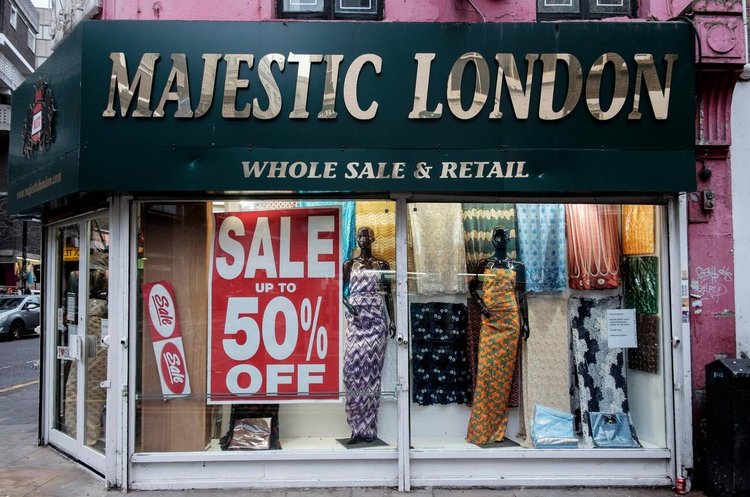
[0,295,41,340]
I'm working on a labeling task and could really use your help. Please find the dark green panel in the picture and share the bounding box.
[8,27,83,214]
[80,21,694,150]
[79,147,695,193]
[11,20,696,212]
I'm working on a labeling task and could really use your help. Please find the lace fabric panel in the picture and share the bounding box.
[565,204,621,290]
[516,203,567,293]
[409,203,468,295]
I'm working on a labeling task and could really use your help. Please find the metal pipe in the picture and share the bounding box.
[741,0,750,79]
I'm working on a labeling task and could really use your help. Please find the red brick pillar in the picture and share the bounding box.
[686,0,744,484]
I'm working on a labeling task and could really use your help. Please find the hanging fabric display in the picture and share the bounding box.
[623,256,659,315]
[410,302,472,406]
[355,201,396,268]
[569,295,636,447]
[622,205,655,255]
[628,314,660,374]
[565,204,621,290]
[462,203,518,273]
[516,203,567,293]
[521,294,571,447]
[409,203,468,295]
[299,200,357,262]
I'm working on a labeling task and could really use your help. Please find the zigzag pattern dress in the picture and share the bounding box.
[344,267,388,441]
[466,267,521,445]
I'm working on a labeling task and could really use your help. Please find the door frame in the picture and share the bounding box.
[42,207,117,479]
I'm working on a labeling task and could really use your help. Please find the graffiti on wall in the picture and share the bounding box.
[692,266,733,303]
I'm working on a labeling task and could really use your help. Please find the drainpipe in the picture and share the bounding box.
[742,0,750,79]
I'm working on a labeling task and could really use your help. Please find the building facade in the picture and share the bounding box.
[0,0,41,292]
[9,0,745,492]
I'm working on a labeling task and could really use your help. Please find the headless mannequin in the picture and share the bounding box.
[469,227,529,339]
[341,227,395,444]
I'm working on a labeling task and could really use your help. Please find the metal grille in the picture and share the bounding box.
[0,104,10,132]
[0,52,25,90]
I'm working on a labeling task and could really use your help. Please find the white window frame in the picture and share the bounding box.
[10,5,18,29]
[27,26,35,53]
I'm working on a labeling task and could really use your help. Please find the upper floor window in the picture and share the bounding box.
[27,28,35,53]
[278,0,383,20]
[537,0,633,19]
[10,6,18,29]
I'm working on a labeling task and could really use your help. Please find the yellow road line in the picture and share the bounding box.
[0,380,39,394]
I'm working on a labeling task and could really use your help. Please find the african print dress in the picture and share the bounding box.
[466,267,521,445]
[344,267,388,441]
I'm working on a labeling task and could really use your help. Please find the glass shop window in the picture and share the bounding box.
[406,202,667,451]
[277,0,382,20]
[135,199,398,453]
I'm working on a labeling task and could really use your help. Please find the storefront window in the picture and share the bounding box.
[134,199,668,455]
[407,202,667,451]
[135,200,398,452]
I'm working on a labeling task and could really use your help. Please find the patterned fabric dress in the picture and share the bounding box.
[466,267,521,445]
[344,267,388,441]
[467,298,521,408]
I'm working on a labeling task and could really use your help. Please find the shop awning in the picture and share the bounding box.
[9,20,696,214]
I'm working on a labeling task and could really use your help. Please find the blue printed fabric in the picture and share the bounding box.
[516,204,567,293]
[410,302,472,406]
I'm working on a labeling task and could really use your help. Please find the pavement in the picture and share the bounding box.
[0,381,710,497]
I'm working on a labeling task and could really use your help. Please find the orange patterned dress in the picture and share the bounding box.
[466,267,521,445]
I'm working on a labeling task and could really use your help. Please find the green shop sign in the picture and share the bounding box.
[9,20,695,213]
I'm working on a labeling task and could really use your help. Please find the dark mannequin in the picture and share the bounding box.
[343,227,396,338]
[341,226,395,445]
[469,227,530,339]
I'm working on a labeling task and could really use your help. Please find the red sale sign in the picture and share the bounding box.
[208,208,341,404]
[142,281,192,398]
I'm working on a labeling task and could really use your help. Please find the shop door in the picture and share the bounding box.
[45,213,110,473]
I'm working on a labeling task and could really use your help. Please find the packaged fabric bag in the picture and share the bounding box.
[531,405,579,449]
[587,412,641,448]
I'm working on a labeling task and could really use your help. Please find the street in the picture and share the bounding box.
[0,333,40,391]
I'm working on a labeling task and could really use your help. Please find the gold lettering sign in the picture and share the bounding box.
[102,52,159,118]
[447,52,490,120]
[343,54,382,121]
[539,53,583,121]
[222,54,254,119]
[586,53,629,121]
[102,51,679,123]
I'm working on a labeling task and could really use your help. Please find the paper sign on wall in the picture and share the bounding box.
[607,309,637,348]
[208,208,341,404]
[142,281,191,398]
